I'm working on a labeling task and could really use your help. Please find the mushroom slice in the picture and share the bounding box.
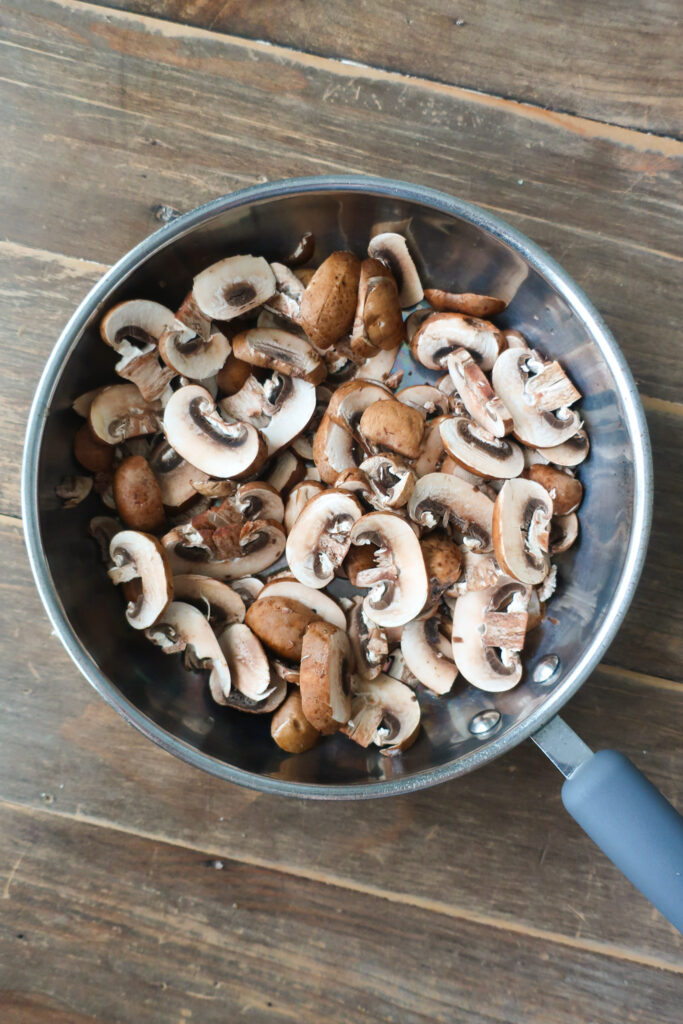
[89,515,121,564]
[271,659,301,686]
[408,473,494,552]
[523,355,582,412]
[327,379,393,444]
[350,511,428,627]
[451,579,530,692]
[549,512,579,555]
[448,550,502,596]
[504,329,530,351]
[334,467,373,505]
[257,578,347,630]
[411,313,506,372]
[396,384,451,419]
[300,251,361,349]
[271,690,319,753]
[73,387,104,418]
[492,478,552,585]
[234,481,285,523]
[425,289,507,318]
[420,531,462,607]
[440,457,485,487]
[299,621,352,734]
[89,383,160,445]
[216,351,253,396]
[146,601,231,703]
[492,349,582,447]
[359,455,415,510]
[56,475,93,508]
[100,301,181,402]
[347,597,389,681]
[158,325,231,381]
[224,677,287,715]
[230,577,264,608]
[439,417,524,479]
[108,530,173,630]
[367,233,423,307]
[148,439,210,508]
[163,385,266,478]
[265,262,305,323]
[313,414,359,485]
[219,372,316,457]
[350,257,394,357]
[224,519,287,578]
[232,328,326,385]
[284,231,315,268]
[359,399,425,460]
[536,429,590,468]
[246,596,321,661]
[113,455,165,532]
[284,480,326,532]
[413,416,448,478]
[218,622,272,701]
[266,448,306,496]
[446,349,513,437]
[401,616,457,695]
[524,465,583,516]
[355,345,400,383]
[343,674,420,755]
[162,518,285,579]
[361,275,406,353]
[291,386,332,461]
[193,255,276,321]
[172,574,245,628]
[286,491,363,589]
[405,307,433,343]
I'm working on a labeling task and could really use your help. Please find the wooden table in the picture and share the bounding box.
[1,2,681,1020]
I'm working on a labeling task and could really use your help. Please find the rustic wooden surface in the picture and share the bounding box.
[0,1,681,1020]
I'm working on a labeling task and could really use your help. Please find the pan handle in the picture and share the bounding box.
[532,715,683,933]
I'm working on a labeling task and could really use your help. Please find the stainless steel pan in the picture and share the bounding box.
[21,176,683,929]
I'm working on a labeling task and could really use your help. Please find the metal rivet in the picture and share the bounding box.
[533,654,561,685]
[468,709,502,737]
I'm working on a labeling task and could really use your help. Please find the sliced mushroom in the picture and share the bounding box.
[361,274,406,353]
[524,465,583,516]
[291,385,332,461]
[108,530,173,629]
[299,621,352,734]
[343,674,420,754]
[164,385,266,478]
[350,257,394,357]
[492,478,552,585]
[223,677,287,715]
[343,542,378,587]
[232,328,326,385]
[216,351,253,396]
[299,251,361,349]
[405,307,433,343]
[218,622,272,700]
[146,600,231,703]
[172,574,245,627]
[492,349,582,447]
[401,616,457,695]
[271,690,319,753]
[425,289,506,318]
[257,578,346,629]
[73,387,104,418]
[163,518,285,579]
[524,356,582,412]
[284,480,326,532]
[411,313,506,372]
[451,579,529,692]
[413,416,448,478]
[219,372,316,457]
[270,658,301,686]
[313,413,359,485]
[549,512,579,555]
[147,439,209,508]
[56,475,92,508]
[439,417,524,479]
[113,455,165,532]
[420,531,462,606]
[266,448,306,496]
[158,323,231,381]
[230,577,264,608]
[350,511,428,627]
[408,473,494,552]
[265,262,305,323]
[193,255,276,321]
[536,429,590,467]
[286,491,363,589]
[440,457,487,487]
[234,481,285,523]
[448,549,502,596]
[327,379,393,443]
[89,383,160,445]
[284,231,315,268]
[72,425,112,476]
[355,345,400,382]
[367,233,423,307]
[446,348,513,437]
[347,597,389,681]
[359,455,415,510]
[504,329,530,351]
[359,399,424,460]
[396,384,451,419]
[100,299,181,401]
[89,515,121,564]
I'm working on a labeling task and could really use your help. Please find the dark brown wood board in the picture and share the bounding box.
[79,0,683,137]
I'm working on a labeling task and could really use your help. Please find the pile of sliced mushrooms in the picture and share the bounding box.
[67,230,587,756]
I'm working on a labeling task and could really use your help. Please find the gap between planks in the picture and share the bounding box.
[2,796,681,974]
[51,0,683,157]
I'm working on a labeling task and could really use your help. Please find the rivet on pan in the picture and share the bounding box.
[468,709,502,737]
[533,654,561,685]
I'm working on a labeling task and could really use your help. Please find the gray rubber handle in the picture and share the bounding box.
[562,750,683,932]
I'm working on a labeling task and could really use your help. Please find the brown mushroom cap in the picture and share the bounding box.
[246,595,322,660]
[362,275,406,352]
[492,349,582,447]
[350,257,394,356]
[164,384,266,478]
[359,399,425,460]
[350,511,429,627]
[408,472,495,551]
[271,690,319,753]
[549,512,580,555]
[395,384,451,419]
[439,417,524,479]
[420,531,462,605]
[327,379,393,443]
[232,328,326,385]
[108,530,173,629]
[367,233,423,308]
[425,289,507,318]
[299,621,352,734]
[524,465,583,516]
[411,312,506,372]
[257,578,347,630]
[286,490,363,589]
[299,251,361,349]
[343,673,421,754]
[113,455,165,532]
[89,383,160,445]
[193,254,276,321]
[74,423,115,474]
[146,600,231,703]
[492,478,553,585]
[401,616,457,695]
[451,580,529,692]
[216,352,252,396]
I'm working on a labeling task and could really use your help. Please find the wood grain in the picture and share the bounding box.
[1,803,680,1024]
[0,516,680,967]
[79,0,683,137]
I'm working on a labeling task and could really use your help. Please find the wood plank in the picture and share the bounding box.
[2,805,680,1024]
[0,518,680,966]
[1,0,681,269]
[79,0,683,137]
